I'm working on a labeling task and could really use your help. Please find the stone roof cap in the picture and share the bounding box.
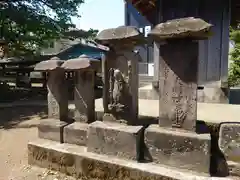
[149,17,213,40]
[96,26,145,46]
[61,54,100,71]
[34,57,64,71]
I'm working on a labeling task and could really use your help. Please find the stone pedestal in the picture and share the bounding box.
[145,125,211,174]
[87,121,143,161]
[219,123,240,176]
[145,17,213,174]
[38,119,68,143]
[97,26,144,125]
[61,55,100,146]
[34,57,69,143]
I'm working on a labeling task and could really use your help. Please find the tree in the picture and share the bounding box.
[0,0,97,57]
[228,26,240,87]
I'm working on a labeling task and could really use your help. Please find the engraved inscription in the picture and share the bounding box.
[159,41,198,131]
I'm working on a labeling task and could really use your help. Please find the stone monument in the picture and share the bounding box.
[34,57,69,143]
[96,26,144,125]
[86,26,145,161]
[145,17,213,174]
[61,54,100,146]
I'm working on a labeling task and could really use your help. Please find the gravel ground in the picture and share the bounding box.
[0,106,76,180]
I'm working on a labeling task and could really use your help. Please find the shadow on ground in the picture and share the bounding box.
[0,106,47,129]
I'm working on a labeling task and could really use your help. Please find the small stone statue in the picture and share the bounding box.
[109,68,126,113]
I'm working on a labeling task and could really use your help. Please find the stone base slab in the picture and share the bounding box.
[145,125,211,174]
[87,121,143,161]
[228,161,240,177]
[219,123,240,163]
[28,139,236,180]
[38,119,68,143]
[63,122,88,146]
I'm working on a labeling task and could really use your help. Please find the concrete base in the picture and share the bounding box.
[87,121,144,161]
[38,119,69,143]
[28,139,236,180]
[63,122,88,146]
[145,125,211,174]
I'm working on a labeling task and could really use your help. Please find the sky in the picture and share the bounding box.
[72,0,125,31]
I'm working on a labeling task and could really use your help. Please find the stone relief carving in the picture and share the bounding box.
[108,58,132,114]
[108,68,126,113]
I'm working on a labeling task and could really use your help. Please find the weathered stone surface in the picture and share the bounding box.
[158,40,198,131]
[29,139,218,180]
[228,161,240,177]
[74,71,95,123]
[47,69,68,121]
[87,121,143,161]
[149,17,212,40]
[96,26,144,47]
[219,123,240,162]
[145,125,211,174]
[102,50,139,125]
[38,119,68,143]
[34,57,64,71]
[61,54,100,71]
[64,122,88,146]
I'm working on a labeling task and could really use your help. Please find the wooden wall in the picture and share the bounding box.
[126,0,230,86]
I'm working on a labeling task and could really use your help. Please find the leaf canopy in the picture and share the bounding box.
[0,0,97,57]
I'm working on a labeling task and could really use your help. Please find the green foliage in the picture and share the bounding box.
[228,26,240,87]
[0,0,98,57]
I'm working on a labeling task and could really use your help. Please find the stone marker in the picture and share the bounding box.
[96,26,144,125]
[62,55,100,146]
[85,26,144,161]
[34,57,69,143]
[145,17,213,174]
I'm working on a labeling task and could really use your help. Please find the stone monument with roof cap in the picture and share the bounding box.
[95,26,145,125]
[61,54,100,146]
[86,26,145,161]
[145,17,213,174]
[34,57,69,143]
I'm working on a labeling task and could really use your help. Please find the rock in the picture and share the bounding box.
[34,57,64,71]
[61,54,100,71]
[219,123,240,162]
[96,26,145,47]
[149,17,213,40]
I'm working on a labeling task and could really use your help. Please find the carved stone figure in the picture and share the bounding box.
[96,26,144,124]
[109,69,126,113]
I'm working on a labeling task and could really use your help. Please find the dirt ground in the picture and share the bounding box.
[0,106,76,180]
